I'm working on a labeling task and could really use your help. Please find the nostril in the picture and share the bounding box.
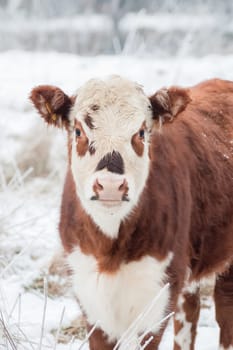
[94,179,104,192]
[119,179,128,192]
[97,179,104,190]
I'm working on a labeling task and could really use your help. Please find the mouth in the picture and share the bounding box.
[90,194,129,206]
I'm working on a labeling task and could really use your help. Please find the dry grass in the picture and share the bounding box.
[17,123,66,180]
[51,316,87,344]
[25,250,71,298]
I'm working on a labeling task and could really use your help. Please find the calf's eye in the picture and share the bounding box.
[139,129,145,139]
[76,129,81,137]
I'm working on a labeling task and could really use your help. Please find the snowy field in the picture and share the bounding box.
[1,50,233,349]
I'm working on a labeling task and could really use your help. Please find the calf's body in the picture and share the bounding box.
[31,77,233,349]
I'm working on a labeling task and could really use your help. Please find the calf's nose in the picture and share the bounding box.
[93,174,128,201]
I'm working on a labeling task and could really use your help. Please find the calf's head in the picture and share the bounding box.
[30,76,190,238]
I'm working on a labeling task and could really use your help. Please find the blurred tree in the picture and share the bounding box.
[1,0,233,18]
[0,0,232,56]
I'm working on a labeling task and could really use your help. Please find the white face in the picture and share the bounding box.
[70,76,153,238]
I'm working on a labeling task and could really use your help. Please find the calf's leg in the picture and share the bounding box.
[173,284,200,350]
[139,326,168,350]
[87,326,116,350]
[214,265,233,350]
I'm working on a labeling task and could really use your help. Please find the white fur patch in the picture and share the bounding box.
[174,321,192,350]
[183,280,199,295]
[219,347,233,350]
[70,75,153,238]
[68,250,173,342]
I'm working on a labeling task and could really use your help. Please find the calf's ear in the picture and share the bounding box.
[149,87,191,124]
[30,85,73,128]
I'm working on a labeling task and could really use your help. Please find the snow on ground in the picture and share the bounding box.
[1,50,232,349]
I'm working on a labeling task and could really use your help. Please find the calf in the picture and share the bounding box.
[30,76,233,350]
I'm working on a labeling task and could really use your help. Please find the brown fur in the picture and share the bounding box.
[214,265,233,348]
[87,325,116,350]
[84,114,95,129]
[31,78,233,349]
[30,85,73,128]
[131,131,144,156]
[150,86,191,123]
[89,141,96,155]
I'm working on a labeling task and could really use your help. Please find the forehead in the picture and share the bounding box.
[71,76,152,132]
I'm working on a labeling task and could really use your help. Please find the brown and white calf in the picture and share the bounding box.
[30,76,233,350]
